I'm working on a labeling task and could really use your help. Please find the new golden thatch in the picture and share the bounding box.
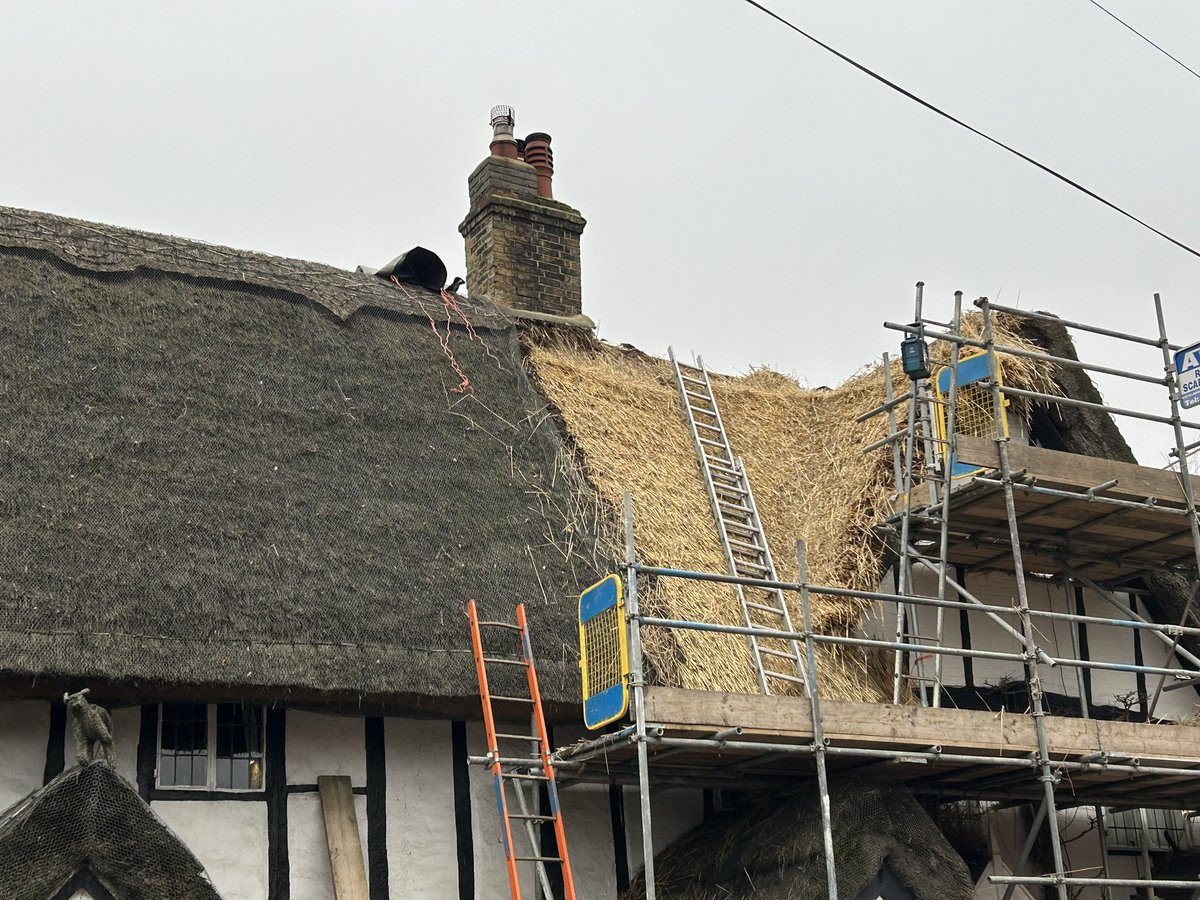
[525,314,1057,701]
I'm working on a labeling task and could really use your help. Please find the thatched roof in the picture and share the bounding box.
[0,761,220,900]
[622,779,974,900]
[1,203,1184,709]
[0,206,604,704]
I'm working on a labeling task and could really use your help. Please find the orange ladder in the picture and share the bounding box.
[467,600,577,900]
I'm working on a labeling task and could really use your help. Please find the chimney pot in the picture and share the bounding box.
[489,104,519,160]
[523,132,554,199]
[460,109,586,322]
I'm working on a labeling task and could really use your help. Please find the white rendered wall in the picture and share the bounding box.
[109,706,140,784]
[869,569,1200,720]
[622,784,704,878]
[555,725,619,900]
[468,721,536,900]
[558,783,618,899]
[978,805,1144,900]
[0,701,48,810]
[287,710,365,786]
[384,717,458,899]
[154,800,268,900]
[288,791,368,899]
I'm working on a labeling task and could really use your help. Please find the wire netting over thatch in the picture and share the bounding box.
[526,319,1056,699]
[0,207,606,703]
[0,761,220,900]
[622,779,974,900]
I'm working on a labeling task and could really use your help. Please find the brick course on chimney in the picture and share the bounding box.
[458,109,587,322]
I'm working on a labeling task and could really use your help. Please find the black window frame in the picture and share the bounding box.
[156,702,265,793]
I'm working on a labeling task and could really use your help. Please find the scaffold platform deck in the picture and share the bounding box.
[556,687,1200,809]
[887,436,1200,584]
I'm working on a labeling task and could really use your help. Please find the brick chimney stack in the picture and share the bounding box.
[459,106,588,324]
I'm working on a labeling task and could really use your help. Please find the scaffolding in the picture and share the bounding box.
[550,292,1200,899]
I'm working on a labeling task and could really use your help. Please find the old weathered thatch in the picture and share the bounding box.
[524,319,1058,700]
[0,761,220,900]
[0,206,604,705]
[621,779,974,900]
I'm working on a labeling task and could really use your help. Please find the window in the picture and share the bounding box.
[158,703,265,791]
[1104,807,1190,852]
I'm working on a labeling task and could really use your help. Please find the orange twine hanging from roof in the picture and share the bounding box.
[392,275,472,393]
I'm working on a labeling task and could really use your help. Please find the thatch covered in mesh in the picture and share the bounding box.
[0,761,220,900]
[524,321,1058,700]
[622,779,974,900]
[0,207,604,704]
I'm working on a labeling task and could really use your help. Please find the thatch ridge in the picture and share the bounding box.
[0,204,505,326]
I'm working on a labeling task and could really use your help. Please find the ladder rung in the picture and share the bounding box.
[758,646,801,659]
[684,389,713,404]
[502,772,550,781]
[509,813,557,822]
[484,656,529,667]
[479,621,522,631]
[706,462,739,477]
[723,521,757,535]
[495,733,541,742]
[515,855,564,863]
[698,436,730,450]
[762,669,806,684]
[733,560,770,574]
[693,420,722,432]
[492,695,534,704]
[745,601,787,614]
[719,501,754,515]
[679,373,706,386]
[727,537,764,553]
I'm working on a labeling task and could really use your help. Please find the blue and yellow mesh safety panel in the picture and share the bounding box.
[579,574,629,730]
[933,350,1008,478]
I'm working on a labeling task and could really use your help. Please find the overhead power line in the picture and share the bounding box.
[737,0,1200,261]
[1084,0,1200,82]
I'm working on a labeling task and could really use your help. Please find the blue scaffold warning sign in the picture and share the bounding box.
[1176,342,1200,410]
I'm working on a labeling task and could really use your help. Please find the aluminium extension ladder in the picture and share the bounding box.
[467,600,576,900]
[669,348,809,696]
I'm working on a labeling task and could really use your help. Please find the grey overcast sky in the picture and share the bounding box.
[3,1,1199,464]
